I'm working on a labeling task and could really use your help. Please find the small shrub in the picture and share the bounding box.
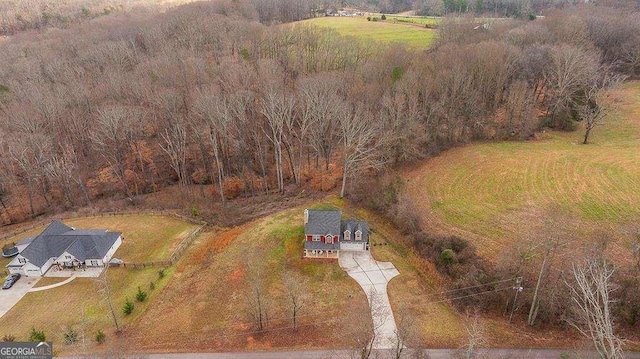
[123,299,134,315]
[2,334,16,342]
[63,327,78,345]
[381,14,387,20]
[95,330,106,344]
[391,66,404,82]
[135,286,147,302]
[372,17,379,21]
[158,268,166,279]
[440,248,456,265]
[191,206,199,217]
[29,328,46,342]
[239,48,250,60]
[149,281,155,290]
[367,16,371,21]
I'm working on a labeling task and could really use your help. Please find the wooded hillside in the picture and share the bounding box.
[0,0,638,225]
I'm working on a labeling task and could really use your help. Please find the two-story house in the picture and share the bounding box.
[303,209,369,258]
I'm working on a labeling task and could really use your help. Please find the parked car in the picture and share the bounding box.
[2,273,21,289]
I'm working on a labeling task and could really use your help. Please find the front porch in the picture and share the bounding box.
[304,249,339,259]
[45,264,105,278]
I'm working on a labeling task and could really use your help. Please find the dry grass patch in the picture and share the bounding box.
[124,207,365,352]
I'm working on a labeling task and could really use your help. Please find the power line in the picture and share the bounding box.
[119,284,516,344]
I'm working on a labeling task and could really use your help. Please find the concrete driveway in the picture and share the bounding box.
[338,250,400,349]
[0,275,40,318]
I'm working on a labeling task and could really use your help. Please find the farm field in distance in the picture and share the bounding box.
[296,16,438,49]
[404,82,640,262]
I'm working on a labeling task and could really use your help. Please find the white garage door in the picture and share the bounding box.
[341,242,365,251]
[8,267,25,276]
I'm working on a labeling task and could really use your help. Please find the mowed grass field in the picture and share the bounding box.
[296,16,438,50]
[0,215,198,354]
[404,82,640,261]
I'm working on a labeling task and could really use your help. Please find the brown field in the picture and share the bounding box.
[118,207,367,352]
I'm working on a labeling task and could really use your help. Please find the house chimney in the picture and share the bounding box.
[304,209,309,225]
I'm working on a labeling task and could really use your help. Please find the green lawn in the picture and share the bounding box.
[404,82,640,260]
[296,17,438,50]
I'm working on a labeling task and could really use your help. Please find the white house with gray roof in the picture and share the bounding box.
[6,220,122,276]
[303,209,369,258]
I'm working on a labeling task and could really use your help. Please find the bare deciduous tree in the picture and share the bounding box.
[282,271,307,330]
[456,310,487,359]
[90,106,141,200]
[159,121,189,187]
[565,259,624,359]
[339,105,386,198]
[245,261,270,331]
[261,89,295,194]
[94,264,120,333]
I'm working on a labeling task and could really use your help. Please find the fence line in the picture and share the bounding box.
[0,210,208,244]
[2,211,208,273]
[109,224,205,270]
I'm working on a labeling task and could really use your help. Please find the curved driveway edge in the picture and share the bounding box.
[0,276,40,318]
[29,275,76,292]
[339,250,400,349]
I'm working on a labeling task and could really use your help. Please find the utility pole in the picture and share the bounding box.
[509,277,523,323]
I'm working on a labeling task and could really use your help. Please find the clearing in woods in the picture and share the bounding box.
[404,82,640,262]
[295,16,438,49]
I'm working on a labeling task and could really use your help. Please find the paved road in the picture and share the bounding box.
[0,275,39,318]
[338,250,400,349]
[59,348,640,359]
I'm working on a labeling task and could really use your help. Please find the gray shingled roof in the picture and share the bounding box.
[304,241,340,250]
[17,221,121,267]
[305,210,341,235]
[341,220,369,242]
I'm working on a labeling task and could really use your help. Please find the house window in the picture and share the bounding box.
[312,235,320,242]
[355,230,362,241]
[65,255,71,259]
[344,230,351,241]
[18,257,26,264]
[326,235,333,244]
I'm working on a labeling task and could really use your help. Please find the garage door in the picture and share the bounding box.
[8,268,25,276]
[25,269,41,276]
[341,242,365,251]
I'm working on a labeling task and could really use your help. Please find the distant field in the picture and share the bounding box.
[404,82,640,261]
[296,17,438,49]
